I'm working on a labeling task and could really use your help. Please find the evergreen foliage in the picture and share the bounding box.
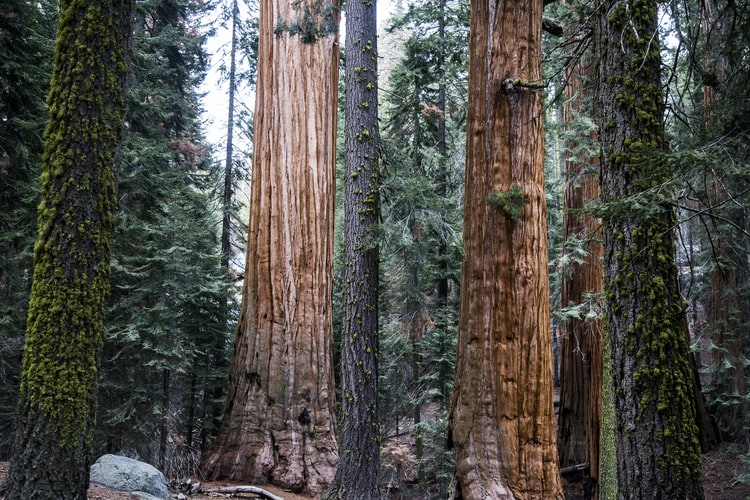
[377,0,467,495]
[663,0,750,445]
[97,0,233,477]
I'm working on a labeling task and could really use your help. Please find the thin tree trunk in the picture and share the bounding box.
[448,0,563,497]
[159,369,171,471]
[435,0,451,410]
[221,0,239,273]
[324,0,380,495]
[201,0,341,495]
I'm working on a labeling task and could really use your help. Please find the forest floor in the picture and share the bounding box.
[1,445,750,499]
[561,441,750,499]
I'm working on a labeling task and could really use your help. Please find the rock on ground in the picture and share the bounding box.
[89,454,168,500]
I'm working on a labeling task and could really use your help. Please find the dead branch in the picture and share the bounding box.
[208,485,285,500]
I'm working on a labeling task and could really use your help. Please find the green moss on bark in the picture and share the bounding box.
[595,0,704,498]
[3,0,133,498]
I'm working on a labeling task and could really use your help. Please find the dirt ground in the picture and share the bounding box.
[1,445,749,499]
[560,442,750,500]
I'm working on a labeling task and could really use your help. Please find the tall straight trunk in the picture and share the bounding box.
[324,0,380,495]
[594,1,704,497]
[201,0,340,495]
[208,0,241,445]
[556,57,603,498]
[2,0,133,497]
[435,0,451,409]
[448,0,563,497]
[221,0,239,273]
[159,369,171,471]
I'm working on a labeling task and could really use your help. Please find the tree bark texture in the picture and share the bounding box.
[324,0,380,496]
[201,0,340,495]
[2,0,133,498]
[594,1,704,498]
[448,0,563,497]
[557,59,603,497]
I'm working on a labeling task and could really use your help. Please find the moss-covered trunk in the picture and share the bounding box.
[324,0,380,495]
[1,0,133,497]
[594,1,704,497]
[200,0,340,496]
[448,0,563,497]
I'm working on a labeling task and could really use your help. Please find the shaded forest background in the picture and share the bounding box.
[1,0,749,497]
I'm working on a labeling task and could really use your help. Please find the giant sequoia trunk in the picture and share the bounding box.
[557,58,603,497]
[2,0,133,497]
[448,0,563,497]
[201,0,340,495]
[594,1,704,497]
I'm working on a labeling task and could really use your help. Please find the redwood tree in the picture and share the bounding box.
[2,0,133,497]
[594,0,704,497]
[556,52,603,497]
[448,0,563,497]
[200,0,340,495]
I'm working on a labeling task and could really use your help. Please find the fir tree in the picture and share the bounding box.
[378,0,467,493]
[594,0,704,496]
[2,0,133,496]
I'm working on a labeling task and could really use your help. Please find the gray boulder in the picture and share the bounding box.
[90,454,169,500]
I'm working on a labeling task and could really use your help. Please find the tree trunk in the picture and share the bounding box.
[594,1,704,497]
[448,0,563,497]
[556,54,603,498]
[324,0,380,495]
[200,0,340,495]
[2,0,133,497]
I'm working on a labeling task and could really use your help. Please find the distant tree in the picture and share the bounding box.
[1,0,133,496]
[201,0,341,494]
[593,0,704,497]
[323,0,380,496]
[697,0,750,444]
[378,0,467,492]
[555,20,604,499]
[0,0,55,458]
[448,0,563,497]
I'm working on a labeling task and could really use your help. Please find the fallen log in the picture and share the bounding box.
[208,485,285,500]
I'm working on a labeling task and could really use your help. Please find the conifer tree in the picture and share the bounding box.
[695,0,750,444]
[378,0,467,491]
[448,0,563,496]
[2,0,133,496]
[551,3,604,494]
[98,0,228,472]
[594,0,704,496]
[201,0,341,494]
[324,0,380,496]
